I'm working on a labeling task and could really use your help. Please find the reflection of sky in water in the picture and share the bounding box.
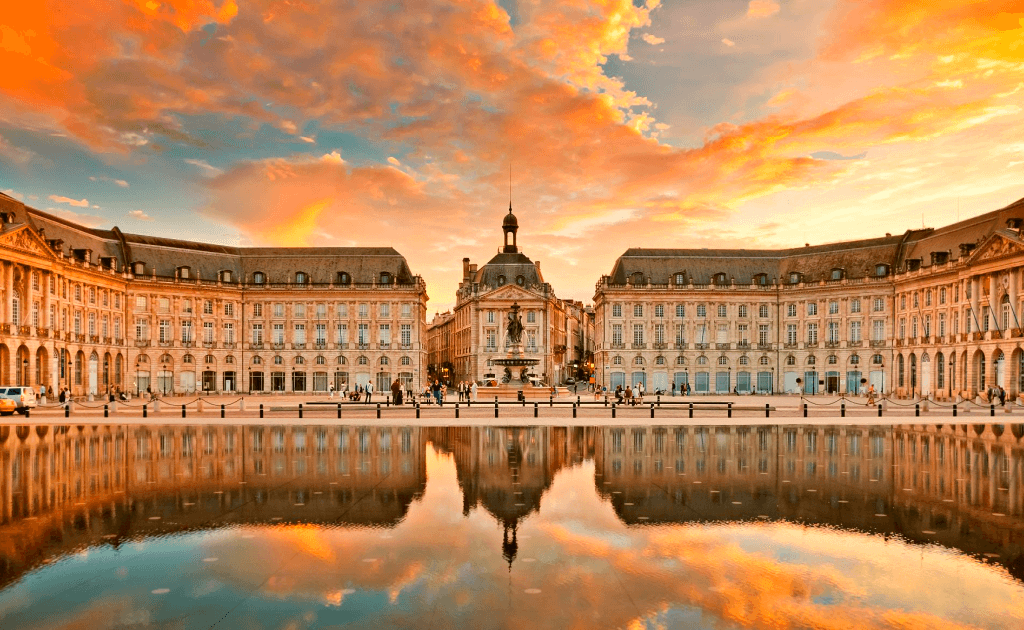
[2,444,1023,630]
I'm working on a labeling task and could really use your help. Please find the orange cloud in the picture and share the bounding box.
[747,0,780,18]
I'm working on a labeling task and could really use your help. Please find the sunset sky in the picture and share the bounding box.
[1,0,1023,314]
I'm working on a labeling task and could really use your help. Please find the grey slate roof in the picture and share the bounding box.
[473,251,544,287]
[0,193,418,283]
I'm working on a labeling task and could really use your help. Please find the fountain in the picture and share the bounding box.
[482,302,542,398]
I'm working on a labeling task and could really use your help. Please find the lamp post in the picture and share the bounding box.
[880,362,885,395]
[135,360,140,397]
[162,362,168,396]
[949,357,954,398]
[728,365,732,395]
[770,366,775,395]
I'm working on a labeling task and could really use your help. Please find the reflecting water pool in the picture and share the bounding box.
[1,423,1023,629]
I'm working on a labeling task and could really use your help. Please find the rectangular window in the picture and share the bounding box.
[738,304,748,318]
[88,313,95,336]
[807,323,818,344]
[612,324,623,345]
[758,324,769,345]
[829,301,839,315]
[273,323,285,344]
[486,329,496,349]
[273,303,284,318]
[716,324,728,344]
[675,324,685,344]
[807,303,818,316]
[380,303,390,318]
[316,303,327,319]
[850,321,862,342]
[737,324,748,343]
[697,304,706,318]
[654,323,665,344]
[203,300,213,315]
[655,304,664,318]
[633,324,644,345]
[787,304,796,317]
[336,323,348,344]
[223,323,235,343]
[295,303,306,319]
[181,320,193,343]
[114,317,121,340]
[358,323,369,344]
[336,303,348,318]
[294,323,306,344]
[401,303,411,318]
[850,299,861,313]
[675,304,685,318]
[487,310,495,323]
[379,323,391,344]
[872,320,884,341]
[873,297,884,312]
[315,323,326,344]
[224,302,234,317]
[182,298,192,314]
[159,297,170,312]
[135,318,149,340]
[717,304,727,318]
[159,319,171,343]
[251,323,263,344]
[953,312,959,334]
[204,322,214,343]
[359,303,368,318]
[758,304,769,318]
[696,324,707,343]
[634,304,643,317]
[899,318,906,339]
[912,317,918,338]
[612,304,622,317]
[401,323,412,346]
[939,313,946,337]
[827,321,839,343]
[253,303,263,317]
[527,310,536,323]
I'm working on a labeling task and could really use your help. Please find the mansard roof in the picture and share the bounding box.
[473,251,544,288]
[0,193,417,283]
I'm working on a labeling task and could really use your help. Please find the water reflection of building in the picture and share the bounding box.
[594,423,1024,580]
[0,424,426,587]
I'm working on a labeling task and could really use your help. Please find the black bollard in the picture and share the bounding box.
[416,403,420,419]
[612,404,616,419]
[494,402,499,418]
[337,403,341,419]
[534,402,538,418]
[877,403,882,417]
[728,402,732,418]
[765,403,770,418]
[182,405,186,418]
[104,404,109,418]
[650,403,654,419]
[573,403,577,418]
[455,403,459,419]
[915,403,920,417]
[376,403,381,419]
[953,403,958,417]
[657,394,661,407]
[604,395,608,407]
[220,404,225,419]
[65,404,70,418]
[260,403,264,419]
[299,403,303,419]
[386,395,390,407]
[688,403,693,419]
[990,404,995,417]
[549,395,553,408]
[841,403,845,418]
[803,403,808,418]
[142,404,147,418]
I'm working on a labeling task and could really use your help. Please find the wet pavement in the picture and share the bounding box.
[1,423,1022,629]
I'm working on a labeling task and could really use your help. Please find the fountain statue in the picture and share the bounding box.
[489,302,540,388]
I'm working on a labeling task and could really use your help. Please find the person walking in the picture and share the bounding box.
[999,385,1007,406]
[867,384,876,406]
[391,379,403,405]
[329,384,335,399]
[365,381,373,403]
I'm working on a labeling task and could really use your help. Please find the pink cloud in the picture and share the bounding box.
[747,0,781,18]
[48,194,89,207]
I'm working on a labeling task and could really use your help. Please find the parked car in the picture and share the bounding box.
[0,387,37,415]
[564,377,576,385]
[0,398,16,416]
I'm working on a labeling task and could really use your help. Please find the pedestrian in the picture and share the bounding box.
[365,381,373,403]
[625,385,634,405]
[999,385,1007,406]
[329,384,335,399]
[867,385,876,405]
[471,381,478,402]
[391,379,403,405]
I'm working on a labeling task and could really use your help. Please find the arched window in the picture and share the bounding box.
[253,272,266,284]
[183,354,194,364]
[872,354,883,365]
[358,355,369,365]
[225,355,234,364]
[401,356,411,365]
[738,356,749,366]
[159,354,173,364]
[273,355,283,365]
[294,356,305,365]
[315,355,325,365]
[875,264,889,277]
[675,356,686,365]
[789,272,802,284]
[827,354,838,365]
[655,356,665,365]
[714,273,728,285]
[379,272,391,284]
[252,356,262,365]
[631,272,644,284]
[830,268,844,281]
[380,357,390,366]
[898,354,905,387]
[696,356,709,365]
[337,355,347,364]
[613,356,623,365]
[759,356,770,365]
[849,355,860,365]
[785,355,796,366]
[633,356,644,365]
[295,272,307,284]
[205,354,215,364]
[717,356,728,366]
[806,355,816,365]
[336,272,350,285]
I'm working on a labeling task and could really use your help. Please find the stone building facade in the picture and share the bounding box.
[0,193,428,397]
[426,207,593,386]
[595,195,1024,399]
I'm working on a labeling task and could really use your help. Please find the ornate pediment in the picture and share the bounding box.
[968,232,1024,265]
[482,284,537,302]
[0,225,57,260]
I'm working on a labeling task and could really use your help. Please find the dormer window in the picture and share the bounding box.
[337,271,351,285]
[252,271,265,284]
[789,272,802,284]
[220,270,233,282]
[906,259,922,272]
[295,272,307,284]
[379,272,391,284]
[133,262,146,275]
[631,272,644,285]
[497,275,506,286]
[713,273,728,285]
[178,266,190,279]
[754,273,768,286]
[875,264,889,277]
[516,275,525,286]
[674,272,686,285]
[830,268,844,281]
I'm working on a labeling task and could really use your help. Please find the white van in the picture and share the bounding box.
[0,387,37,414]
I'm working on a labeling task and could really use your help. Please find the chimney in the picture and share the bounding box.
[462,257,470,280]
[469,263,477,276]
[535,260,541,272]
[959,242,976,257]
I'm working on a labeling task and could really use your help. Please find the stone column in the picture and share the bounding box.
[4,262,13,325]
[970,277,980,333]
[989,274,1000,332]
[1009,271,1019,330]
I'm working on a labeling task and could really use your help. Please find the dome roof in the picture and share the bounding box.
[503,206,518,228]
